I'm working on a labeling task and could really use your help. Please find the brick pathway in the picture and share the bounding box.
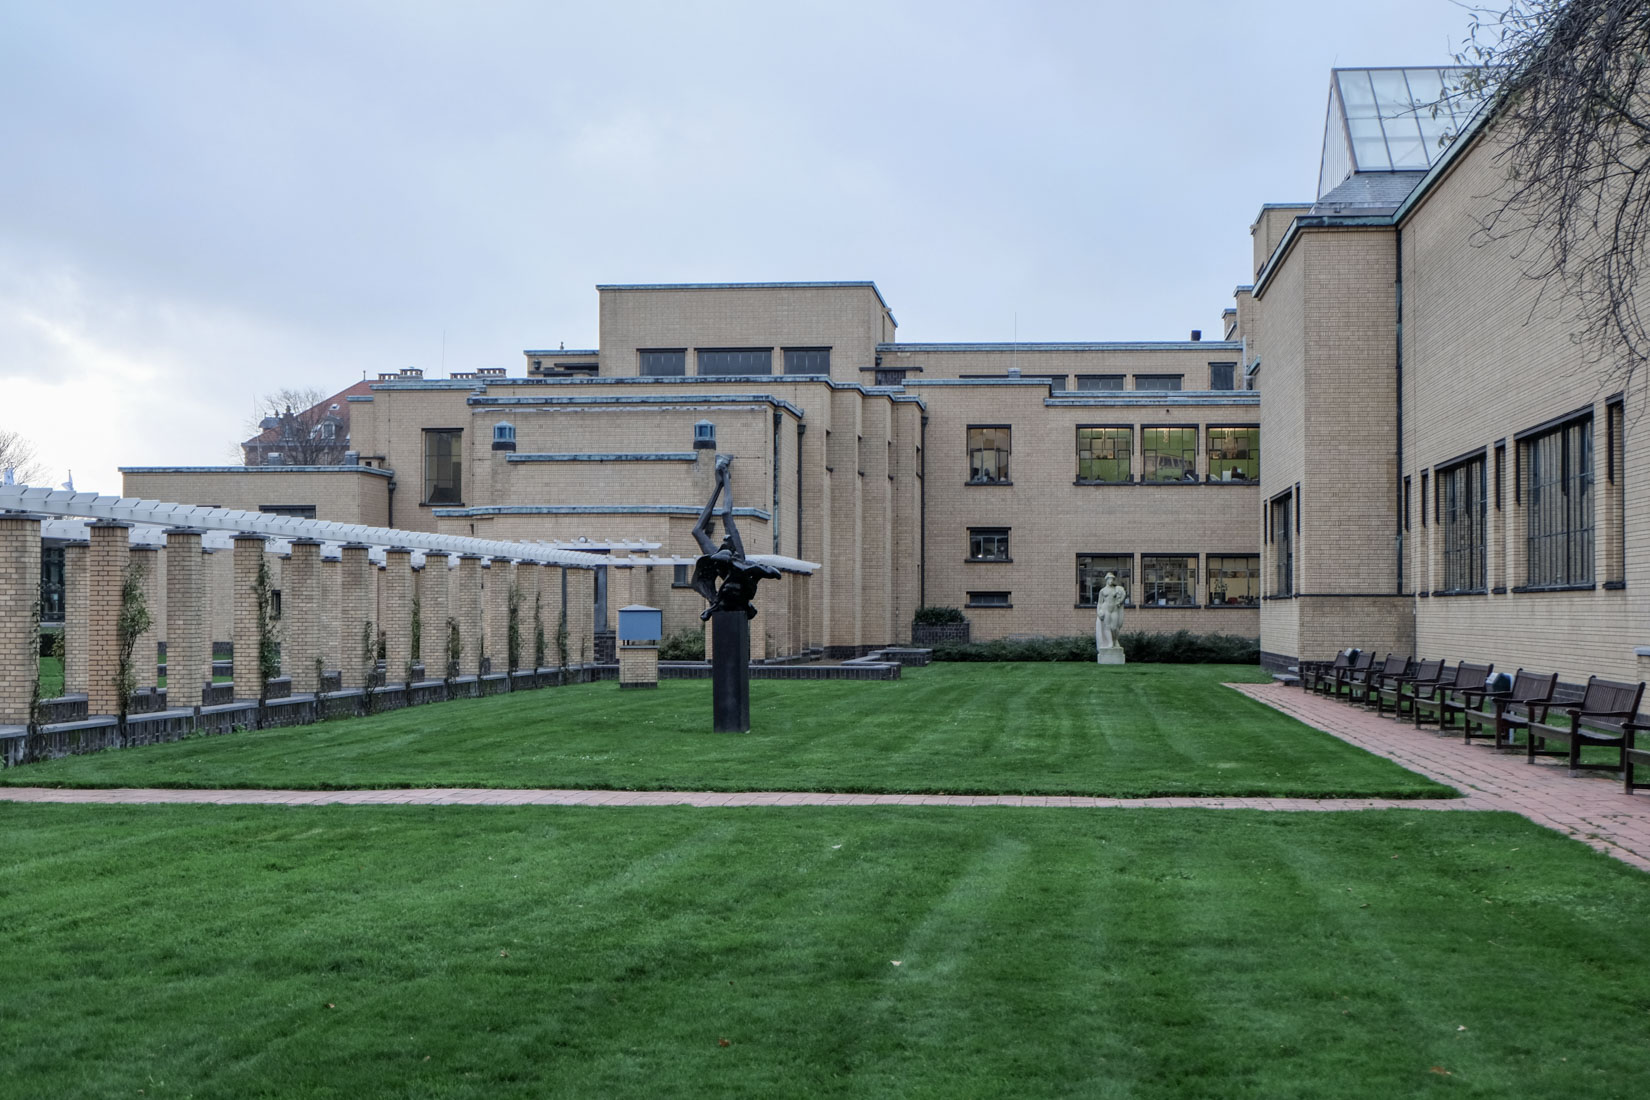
[4,682,1649,872]
[1232,682,1650,872]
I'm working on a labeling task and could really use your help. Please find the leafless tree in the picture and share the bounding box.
[241,386,349,466]
[1457,0,1650,394]
[0,427,49,484]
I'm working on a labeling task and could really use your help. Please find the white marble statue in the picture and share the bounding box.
[1095,572,1127,663]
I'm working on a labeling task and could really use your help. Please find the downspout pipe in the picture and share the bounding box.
[1394,226,1405,595]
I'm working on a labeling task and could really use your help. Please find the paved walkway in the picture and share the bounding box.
[1231,682,1650,872]
[5,681,1650,872]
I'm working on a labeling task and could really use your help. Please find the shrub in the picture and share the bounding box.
[659,626,706,661]
[912,606,968,626]
[931,630,1258,664]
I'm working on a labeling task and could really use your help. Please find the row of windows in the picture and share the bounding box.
[968,425,1258,485]
[639,347,831,377]
[1071,364,1239,391]
[964,551,1260,609]
[1419,405,1625,593]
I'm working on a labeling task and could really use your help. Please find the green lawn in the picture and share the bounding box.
[2,803,1646,1098]
[2,664,1451,798]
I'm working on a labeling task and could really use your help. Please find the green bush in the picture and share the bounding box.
[659,626,706,661]
[931,630,1258,664]
[912,606,968,626]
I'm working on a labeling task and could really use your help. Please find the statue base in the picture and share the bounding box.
[1096,646,1126,665]
[711,610,751,732]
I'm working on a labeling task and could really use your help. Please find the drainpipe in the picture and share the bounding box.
[1394,227,1405,595]
[387,478,396,529]
[919,413,928,608]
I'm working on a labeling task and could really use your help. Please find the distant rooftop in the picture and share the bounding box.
[1317,67,1490,199]
[595,281,895,323]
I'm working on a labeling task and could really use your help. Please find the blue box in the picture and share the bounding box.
[617,604,663,643]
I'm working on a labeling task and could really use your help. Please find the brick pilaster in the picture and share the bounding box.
[516,561,541,669]
[565,567,595,666]
[86,521,131,716]
[486,557,515,672]
[285,539,323,693]
[455,555,483,677]
[336,543,373,689]
[420,552,450,676]
[320,554,341,673]
[231,534,268,700]
[541,565,565,669]
[163,529,206,709]
[0,514,42,724]
[382,547,414,685]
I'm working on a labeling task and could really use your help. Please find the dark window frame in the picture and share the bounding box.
[967,527,1011,562]
[1437,453,1487,593]
[966,424,1012,485]
[965,590,1012,608]
[1206,553,1261,607]
[1076,553,1135,608]
[1076,424,1133,484]
[1206,424,1259,482]
[783,347,831,375]
[697,347,773,376]
[1142,425,1198,483]
[638,348,686,377]
[1522,414,1594,588]
[422,428,464,506]
[1140,553,1199,607]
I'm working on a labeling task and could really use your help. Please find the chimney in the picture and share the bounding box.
[1190,330,1202,342]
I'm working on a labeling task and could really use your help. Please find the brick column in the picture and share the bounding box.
[285,539,323,693]
[63,542,88,696]
[231,534,268,700]
[540,564,565,669]
[455,555,483,677]
[420,552,450,677]
[336,543,373,689]
[565,567,595,666]
[516,561,542,669]
[382,547,414,685]
[128,545,162,690]
[163,529,207,709]
[486,557,515,672]
[0,514,42,724]
[85,520,131,716]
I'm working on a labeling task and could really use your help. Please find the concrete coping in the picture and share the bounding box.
[161,527,204,537]
[232,532,269,542]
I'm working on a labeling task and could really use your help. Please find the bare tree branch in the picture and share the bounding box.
[0,427,49,484]
[1457,0,1650,395]
[241,386,349,466]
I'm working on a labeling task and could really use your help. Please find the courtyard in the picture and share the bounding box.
[4,665,1650,1098]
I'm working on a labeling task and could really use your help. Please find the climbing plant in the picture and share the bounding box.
[114,560,153,743]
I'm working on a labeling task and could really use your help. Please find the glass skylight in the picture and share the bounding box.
[1317,67,1489,198]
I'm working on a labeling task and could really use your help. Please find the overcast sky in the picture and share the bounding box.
[3,0,1481,492]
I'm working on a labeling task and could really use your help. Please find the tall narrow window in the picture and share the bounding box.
[967,426,1011,484]
[423,429,463,505]
[1207,554,1260,607]
[1523,416,1593,586]
[1141,554,1198,606]
[1207,426,1259,481]
[1142,427,1197,482]
[39,545,65,624]
[1076,427,1132,483]
[638,349,686,376]
[1076,554,1133,607]
[1272,494,1293,595]
[1607,400,1625,585]
[1439,455,1486,592]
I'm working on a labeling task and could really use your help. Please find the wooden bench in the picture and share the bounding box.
[1413,662,1493,731]
[1327,650,1378,701]
[1350,653,1412,709]
[1374,658,1448,720]
[1461,669,1559,749]
[1525,676,1647,776]
[1301,649,1358,695]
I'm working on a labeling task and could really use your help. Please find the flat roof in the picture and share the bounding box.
[878,341,1242,353]
[596,281,895,323]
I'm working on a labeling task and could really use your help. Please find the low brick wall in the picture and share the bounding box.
[912,622,970,646]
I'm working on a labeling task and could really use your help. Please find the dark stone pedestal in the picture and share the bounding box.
[711,611,751,732]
